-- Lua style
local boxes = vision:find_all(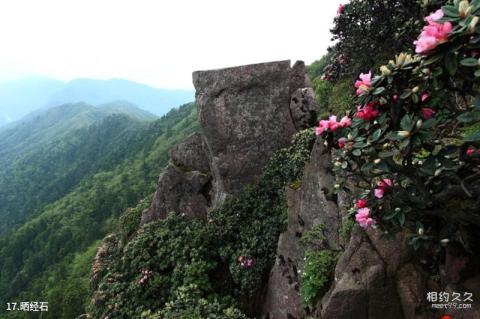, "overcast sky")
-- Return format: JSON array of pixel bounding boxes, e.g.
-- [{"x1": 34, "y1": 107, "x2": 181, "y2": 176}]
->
[{"x1": 0, "y1": 0, "x2": 345, "y2": 89}]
